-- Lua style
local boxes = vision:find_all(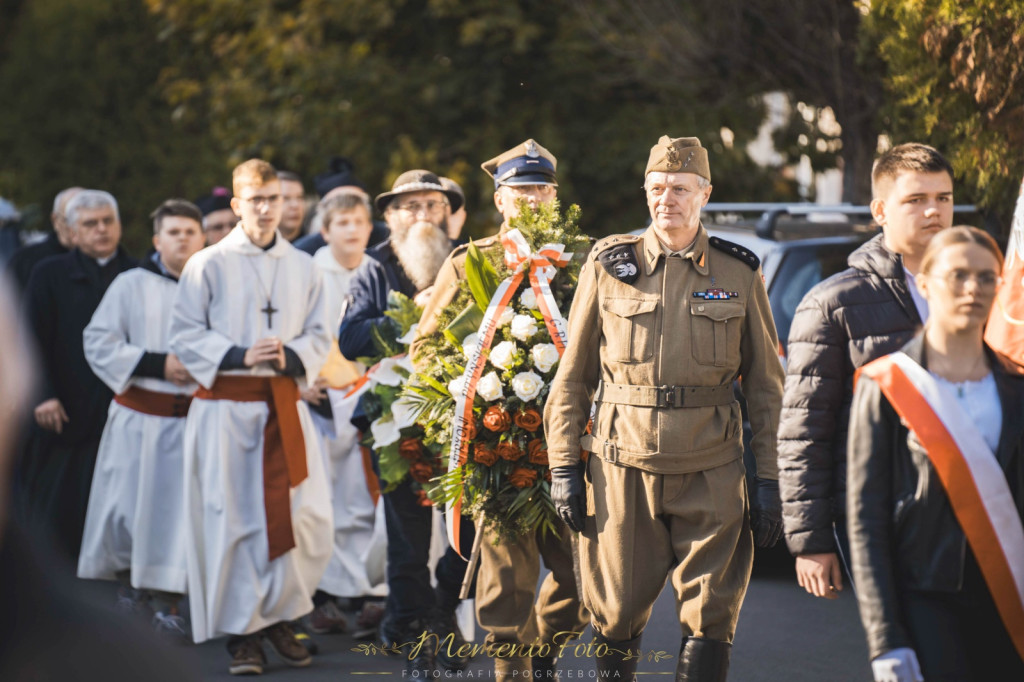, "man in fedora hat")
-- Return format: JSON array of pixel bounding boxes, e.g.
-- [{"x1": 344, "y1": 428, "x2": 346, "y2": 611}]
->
[
  {"x1": 544, "y1": 136, "x2": 785, "y2": 681},
  {"x1": 415, "y1": 139, "x2": 588, "y2": 680},
  {"x1": 338, "y1": 169, "x2": 475, "y2": 675}
]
